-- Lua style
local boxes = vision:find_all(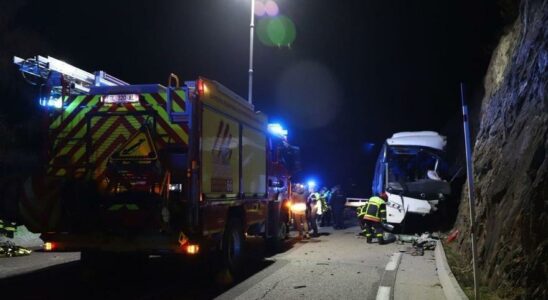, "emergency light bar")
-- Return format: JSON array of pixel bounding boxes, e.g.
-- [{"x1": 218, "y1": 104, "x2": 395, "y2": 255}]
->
[
  {"x1": 268, "y1": 123, "x2": 288, "y2": 138},
  {"x1": 39, "y1": 96, "x2": 63, "y2": 109}
]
